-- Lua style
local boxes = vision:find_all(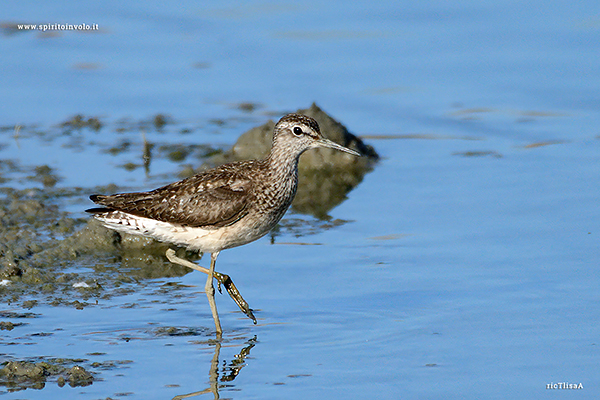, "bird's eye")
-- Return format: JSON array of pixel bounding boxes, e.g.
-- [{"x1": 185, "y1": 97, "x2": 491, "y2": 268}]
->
[{"x1": 293, "y1": 126, "x2": 303, "y2": 136}]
